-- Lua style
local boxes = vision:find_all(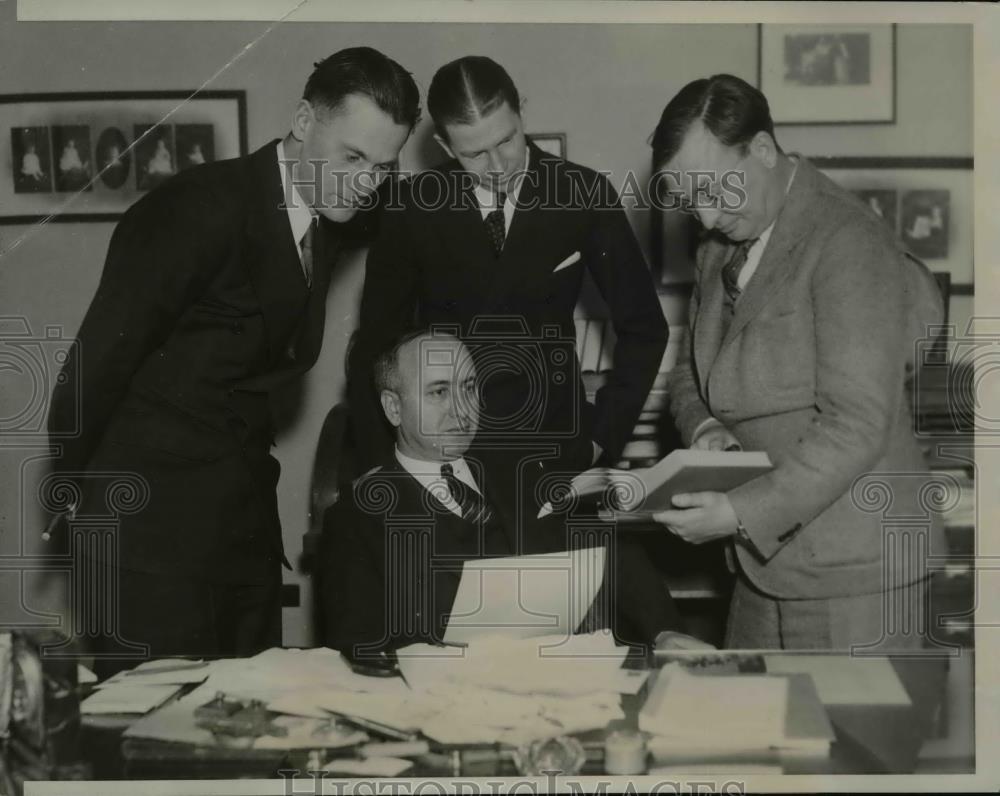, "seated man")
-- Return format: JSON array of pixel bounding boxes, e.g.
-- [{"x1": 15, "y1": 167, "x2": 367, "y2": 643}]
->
[{"x1": 320, "y1": 328, "x2": 694, "y2": 656}]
